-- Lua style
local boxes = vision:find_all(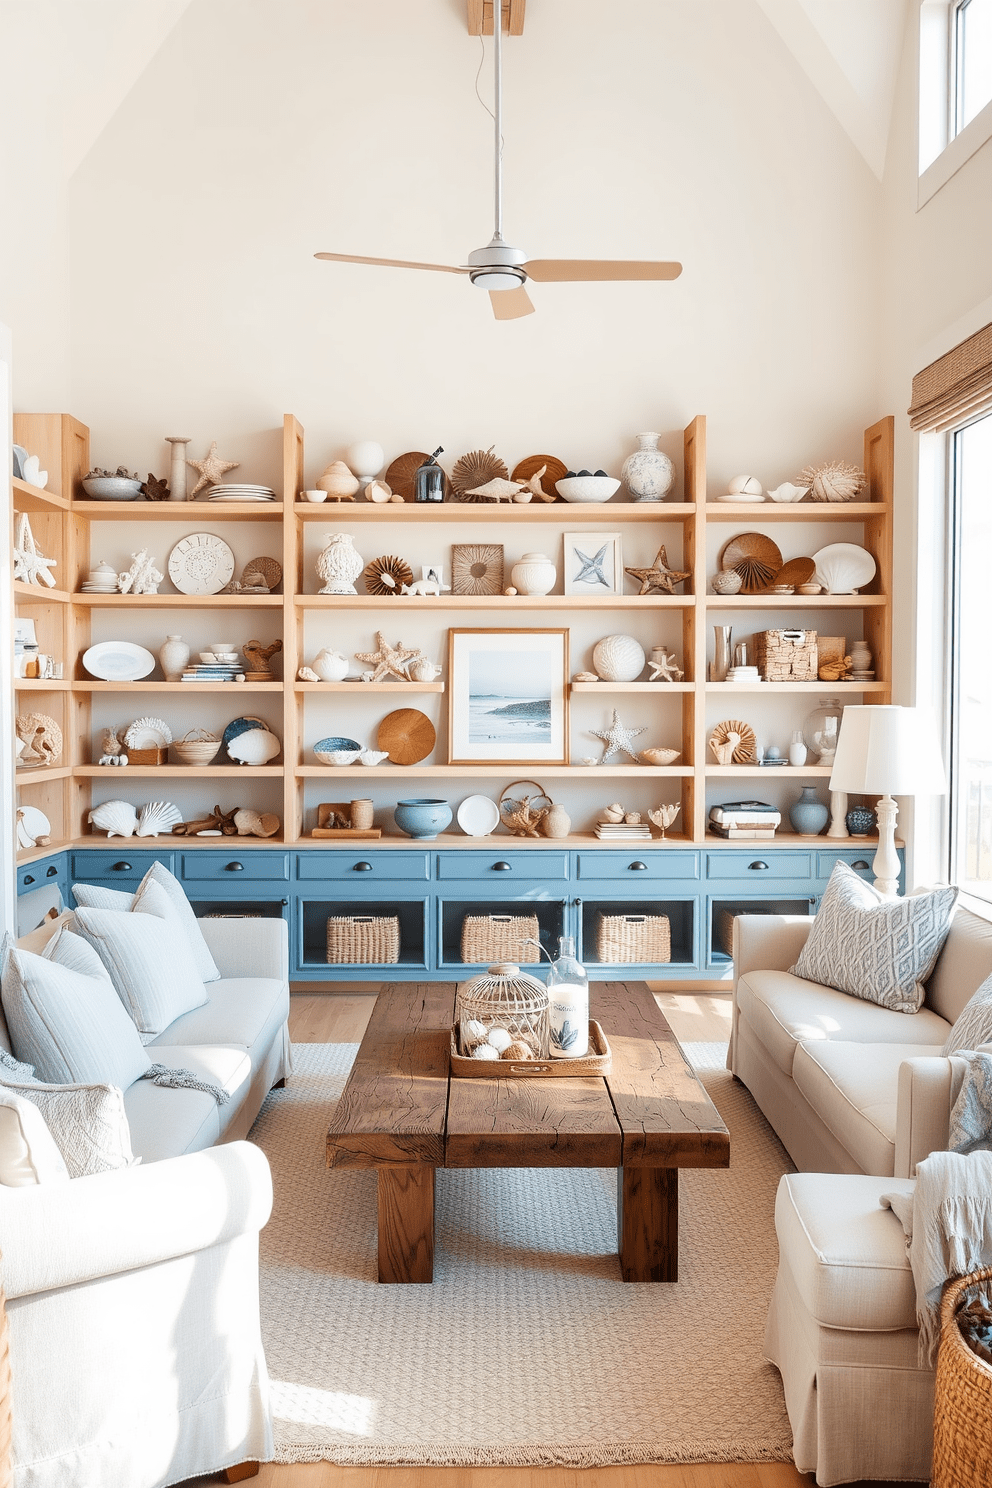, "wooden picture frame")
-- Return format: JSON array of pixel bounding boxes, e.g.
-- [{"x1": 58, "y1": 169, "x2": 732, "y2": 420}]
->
[
  {"x1": 447, "y1": 628, "x2": 569, "y2": 766},
  {"x1": 563, "y1": 531, "x2": 623, "y2": 596},
  {"x1": 451, "y1": 543, "x2": 504, "y2": 596}
]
